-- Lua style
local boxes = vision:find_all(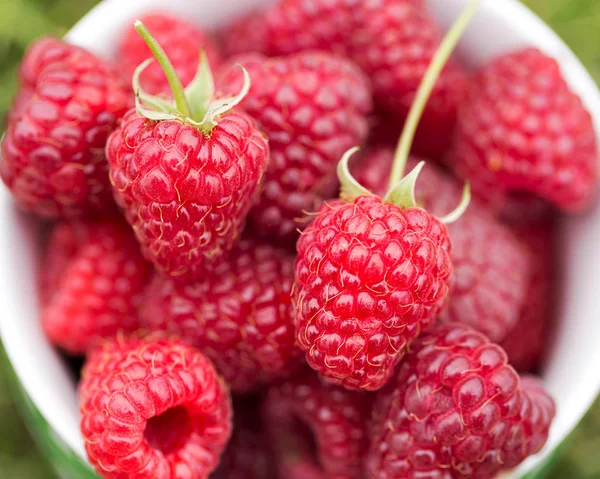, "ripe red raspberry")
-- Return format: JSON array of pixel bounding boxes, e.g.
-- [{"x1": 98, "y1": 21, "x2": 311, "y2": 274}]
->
[
  {"x1": 264, "y1": 370, "x2": 372, "y2": 478},
  {"x1": 118, "y1": 12, "x2": 222, "y2": 97},
  {"x1": 354, "y1": 148, "x2": 532, "y2": 343},
  {"x1": 294, "y1": 194, "x2": 452, "y2": 390},
  {"x1": 221, "y1": 0, "x2": 468, "y2": 157},
  {"x1": 140, "y1": 237, "x2": 301, "y2": 393},
  {"x1": 366, "y1": 323, "x2": 555, "y2": 479},
  {"x1": 0, "y1": 37, "x2": 132, "y2": 218},
  {"x1": 41, "y1": 218, "x2": 151, "y2": 355},
  {"x1": 218, "y1": 51, "x2": 371, "y2": 241},
  {"x1": 79, "y1": 337, "x2": 232, "y2": 479},
  {"x1": 294, "y1": 0, "x2": 478, "y2": 392},
  {"x1": 213, "y1": 396, "x2": 273, "y2": 479},
  {"x1": 222, "y1": 0, "x2": 422, "y2": 57},
  {"x1": 500, "y1": 221, "x2": 556, "y2": 372},
  {"x1": 107, "y1": 22, "x2": 269, "y2": 280},
  {"x1": 450, "y1": 47, "x2": 598, "y2": 212}
]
